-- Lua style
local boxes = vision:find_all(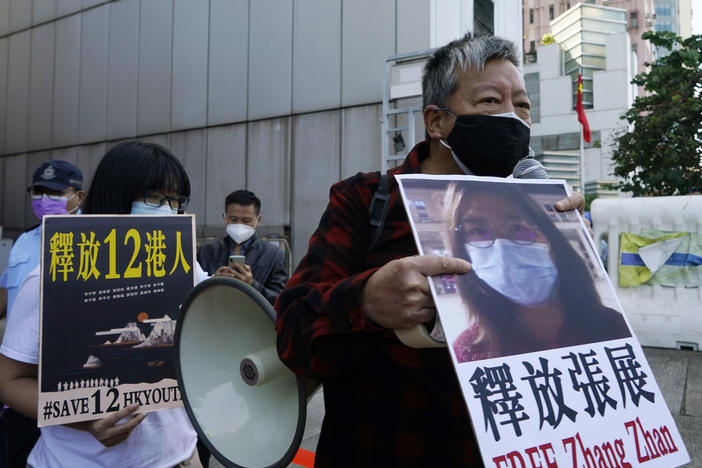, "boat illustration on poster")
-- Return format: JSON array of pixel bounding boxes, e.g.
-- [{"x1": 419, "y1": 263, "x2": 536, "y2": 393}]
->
[
  {"x1": 94, "y1": 313, "x2": 176, "y2": 348},
  {"x1": 65, "y1": 313, "x2": 181, "y2": 385}
]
